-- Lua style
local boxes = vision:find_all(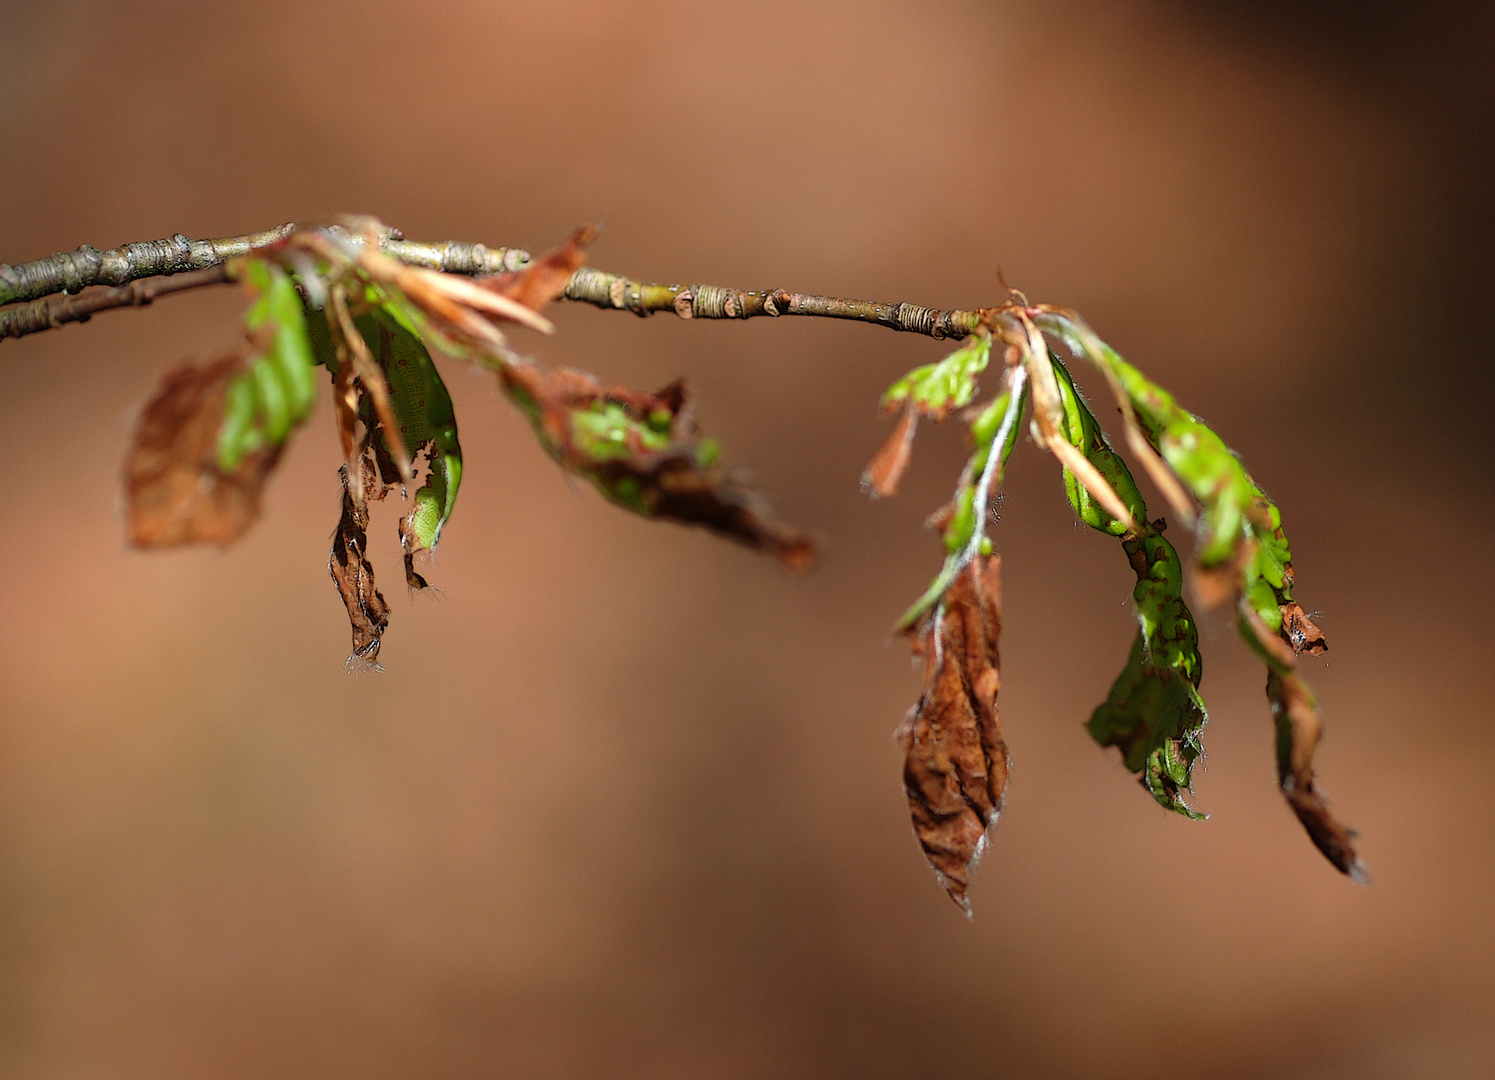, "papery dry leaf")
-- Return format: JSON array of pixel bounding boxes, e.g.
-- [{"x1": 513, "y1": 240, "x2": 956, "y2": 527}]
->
[
  {"x1": 1267, "y1": 668, "x2": 1366, "y2": 882},
  {"x1": 329, "y1": 284, "x2": 411, "y2": 478},
  {"x1": 861, "y1": 406, "x2": 917, "y2": 498},
  {"x1": 124, "y1": 354, "x2": 284, "y2": 547},
  {"x1": 1238, "y1": 600, "x2": 1364, "y2": 881},
  {"x1": 329, "y1": 440, "x2": 393, "y2": 671},
  {"x1": 482, "y1": 225, "x2": 597, "y2": 313},
  {"x1": 898, "y1": 554, "x2": 1009, "y2": 913},
  {"x1": 502, "y1": 363, "x2": 815, "y2": 569}
]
